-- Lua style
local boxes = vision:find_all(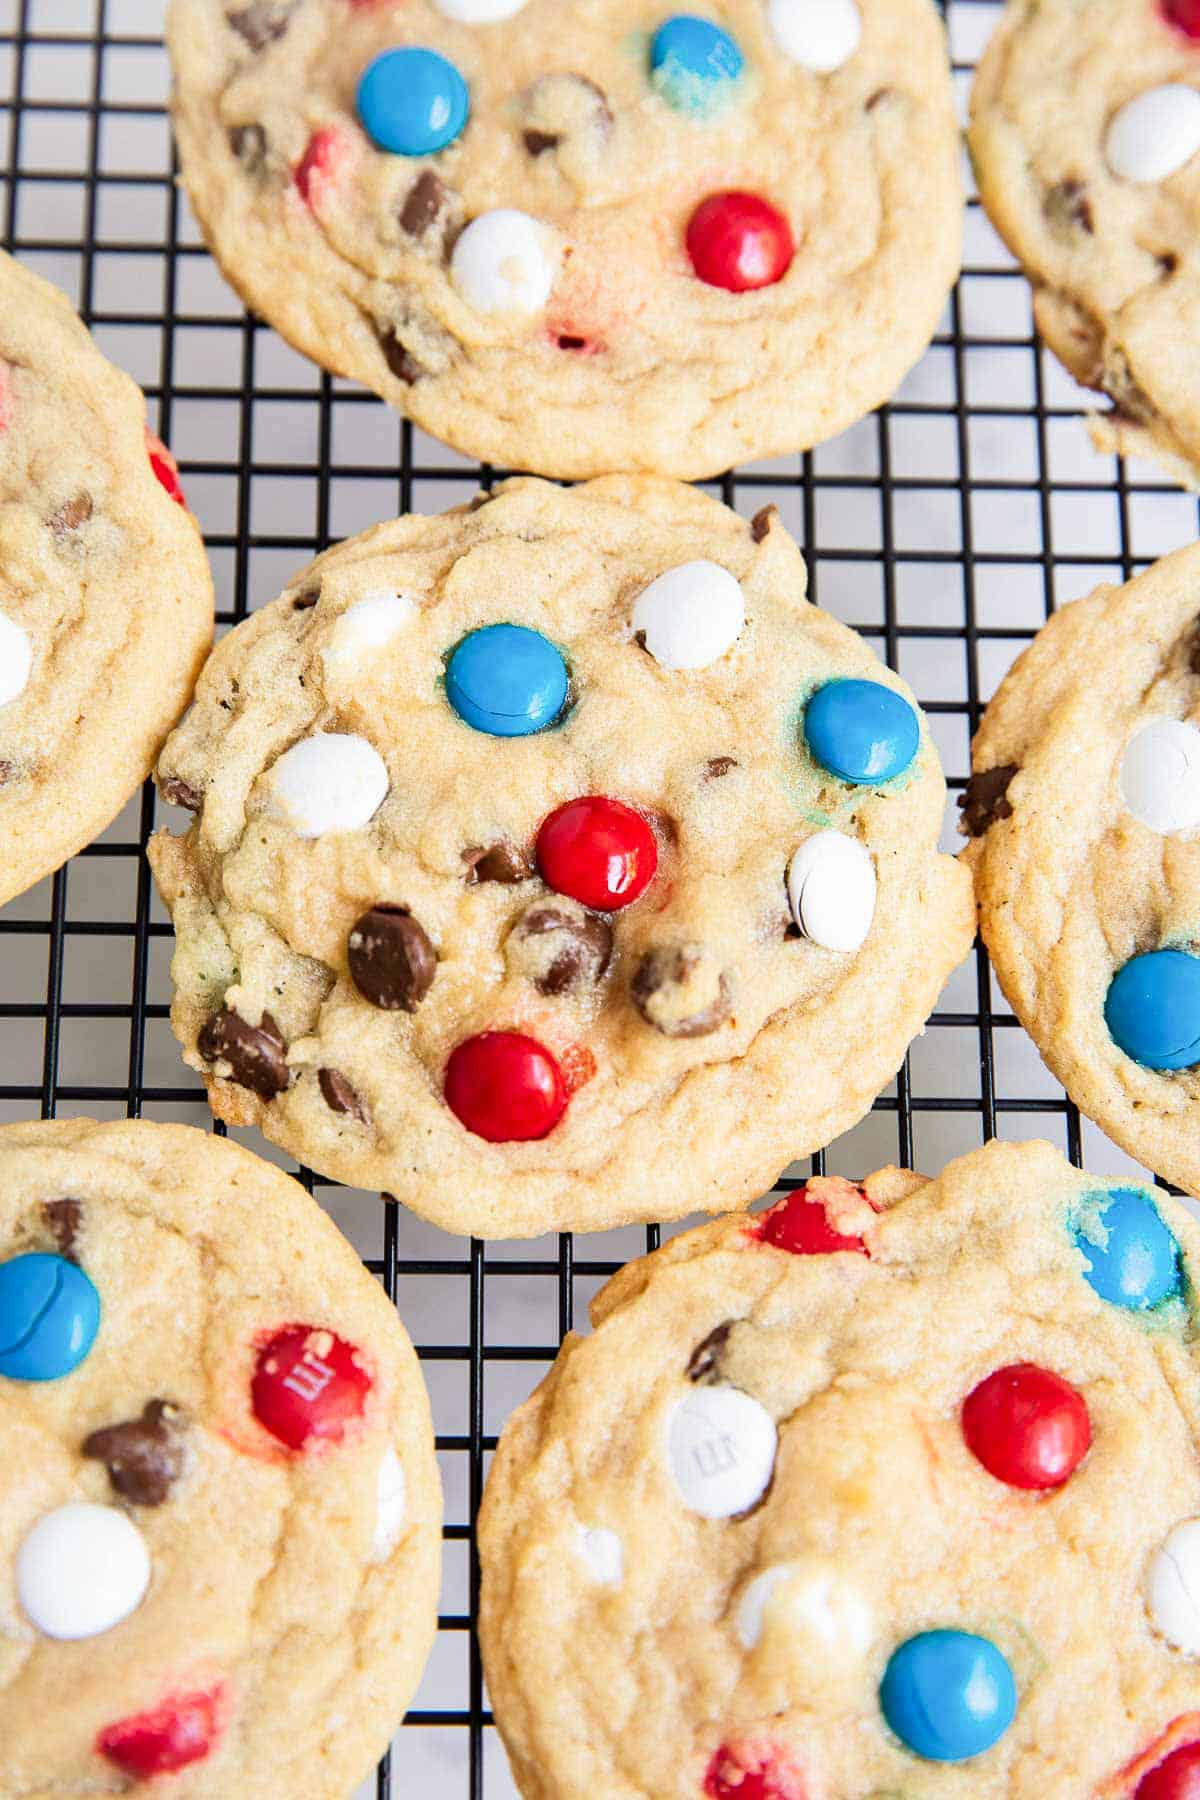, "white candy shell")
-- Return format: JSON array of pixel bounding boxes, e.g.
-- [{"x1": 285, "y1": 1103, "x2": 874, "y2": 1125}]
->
[
  {"x1": 1148, "y1": 1517, "x2": 1200, "y2": 1655},
  {"x1": 17, "y1": 1502, "x2": 151, "y2": 1640},
  {"x1": 324, "y1": 590, "x2": 417, "y2": 676},
  {"x1": 787, "y1": 830, "x2": 876, "y2": 952},
  {"x1": 433, "y1": 0, "x2": 531, "y2": 18},
  {"x1": 371, "y1": 1447, "x2": 408, "y2": 1563},
  {"x1": 451, "y1": 210, "x2": 557, "y2": 316},
  {"x1": 737, "y1": 1561, "x2": 873, "y2": 1656},
  {"x1": 265, "y1": 732, "x2": 389, "y2": 839},
  {"x1": 768, "y1": 0, "x2": 862, "y2": 72},
  {"x1": 575, "y1": 1524, "x2": 624, "y2": 1585},
  {"x1": 667, "y1": 1386, "x2": 777, "y2": 1519},
  {"x1": 631, "y1": 561, "x2": 746, "y2": 671},
  {"x1": 1119, "y1": 718, "x2": 1200, "y2": 835},
  {"x1": 1106, "y1": 84, "x2": 1200, "y2": 183},
  {"x1": 0, "y1": 609, "x2": 33, "y2": 708}
]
